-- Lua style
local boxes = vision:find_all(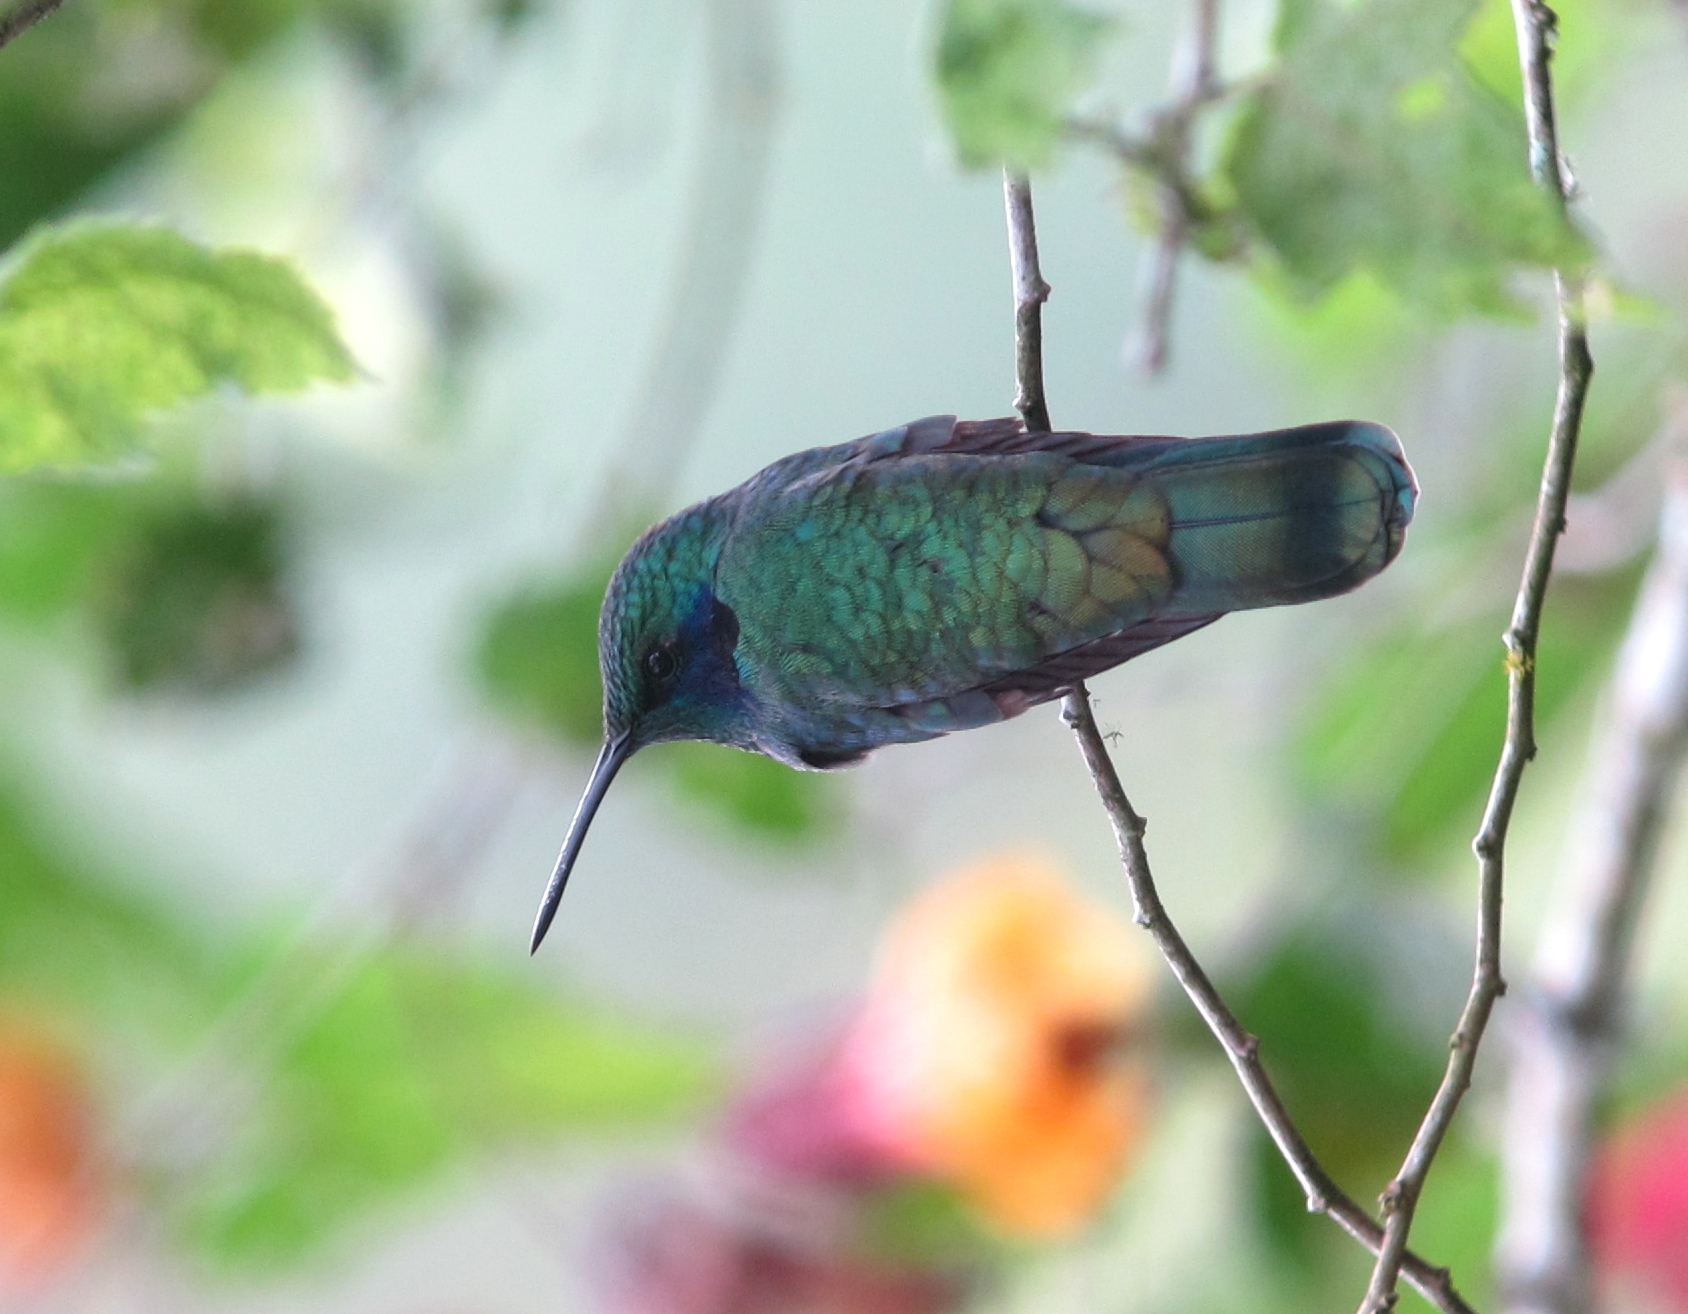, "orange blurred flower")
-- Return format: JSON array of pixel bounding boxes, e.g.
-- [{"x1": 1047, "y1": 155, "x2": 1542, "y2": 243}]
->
[
  {"x1": 0, "y1": 1017, "x2": 101, "y2": 1291},
  {"x1": 840, "y1": 854, "x2": 1152, "y2": 1237}
]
